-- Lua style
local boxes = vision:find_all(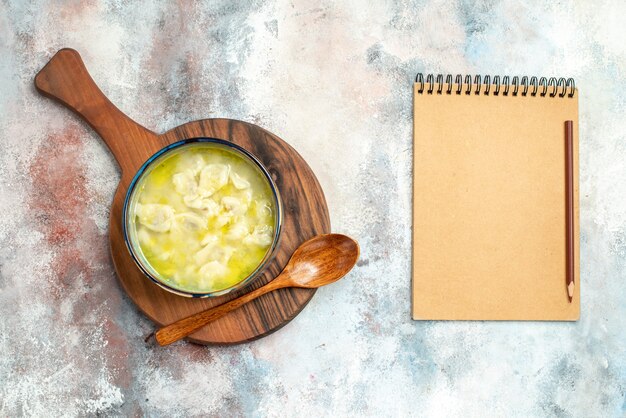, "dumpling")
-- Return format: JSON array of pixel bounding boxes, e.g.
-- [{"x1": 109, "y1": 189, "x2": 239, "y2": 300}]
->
[
  {"x1": 194, "y1": 242, "x2": 213, "y2": 266},
  {"x1": 225, "y1": 220, "x2": 249, "y2": 241},
  {"x1": 199, "y1": 164, "x2": 229, "y2": 196},
  {"x1": 173, "y1": 212, "x2": 206, "y2": 232},
  {"x1": 137, "y1": 227, "x2": 151, "y2": 245},
  {"x1": 238, "y1": 188, "x2": 254, "y2": 205},
  {"x1": 156, "y1": 251, "x2": 172, "y2": 262},
  {"x1": 198, "y1": 261, "x2": 228, "y2": 289},
  {"x1": 194, "y1": 240, "x2": 234, "y2": 265},
  {"x1": 201, "y1": 233, "x2": 218, "y2": 247},
  {"x1": 178, "y1": 152, "x2": 206, "y2": 176},
  {"x1": 230, "y1": 171, "x2": 250, "y2": 190},
  {"x1": 214, "y1": 214, "x2": 233, "y2": 228},
  {"x1": 183, "y1": 194, "x2": 203, "y2": 209},
  {"x1": 243, "y1": 225, "x2": 274, "y2": 247},
  {"x1": 254, "y1": 199, "x2": 272, "y2": 219},
  {"x1": 135, "y1": 203, "x2": 174, "y2": 232},
  {"x1": 172, "y1": 264, "x2": 198, "y2": 285},
  {"x1": 182, "y1": 194, "x2": 220, "y2": 215},
  {"x1": 221, "y1": 196, "x2": 248, "y2": 216},
  {"x1": 172, "y1": 170, "x2": 198, "y2": 197}
]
